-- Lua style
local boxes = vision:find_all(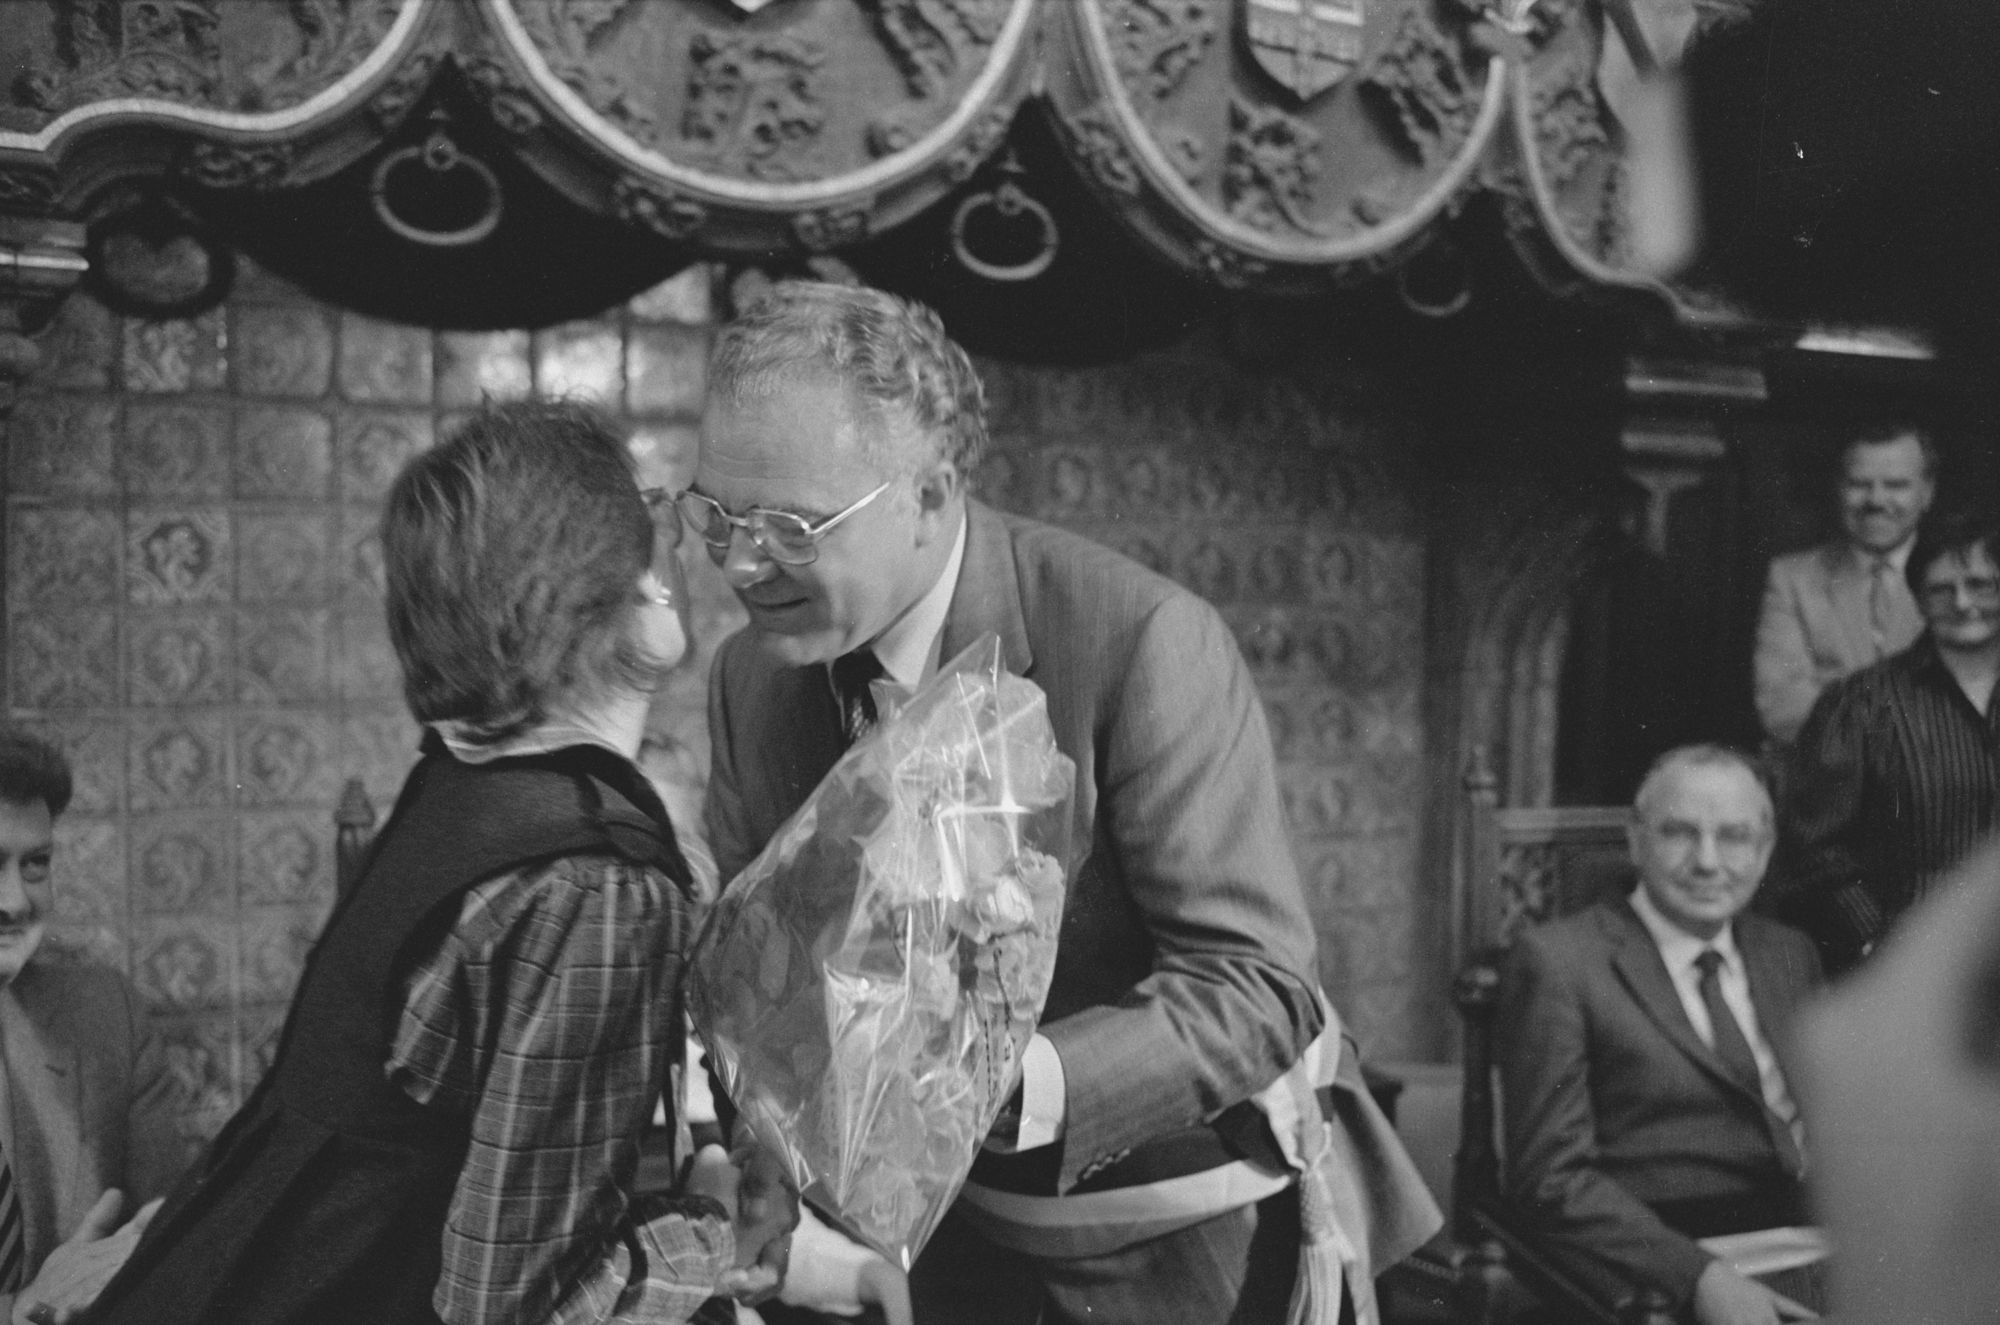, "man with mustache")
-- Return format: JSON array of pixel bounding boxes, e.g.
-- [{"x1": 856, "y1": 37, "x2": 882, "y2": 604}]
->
[
  {"x1": 1777, "y1": 510, "x2": 2000, "y2": 973},
  {"x1": 1754, "y1": 426, "x2": 1935, "y2": 744},
  {"x1": 0, "y1": 726, "x2": 180, "y2": 1325}
]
